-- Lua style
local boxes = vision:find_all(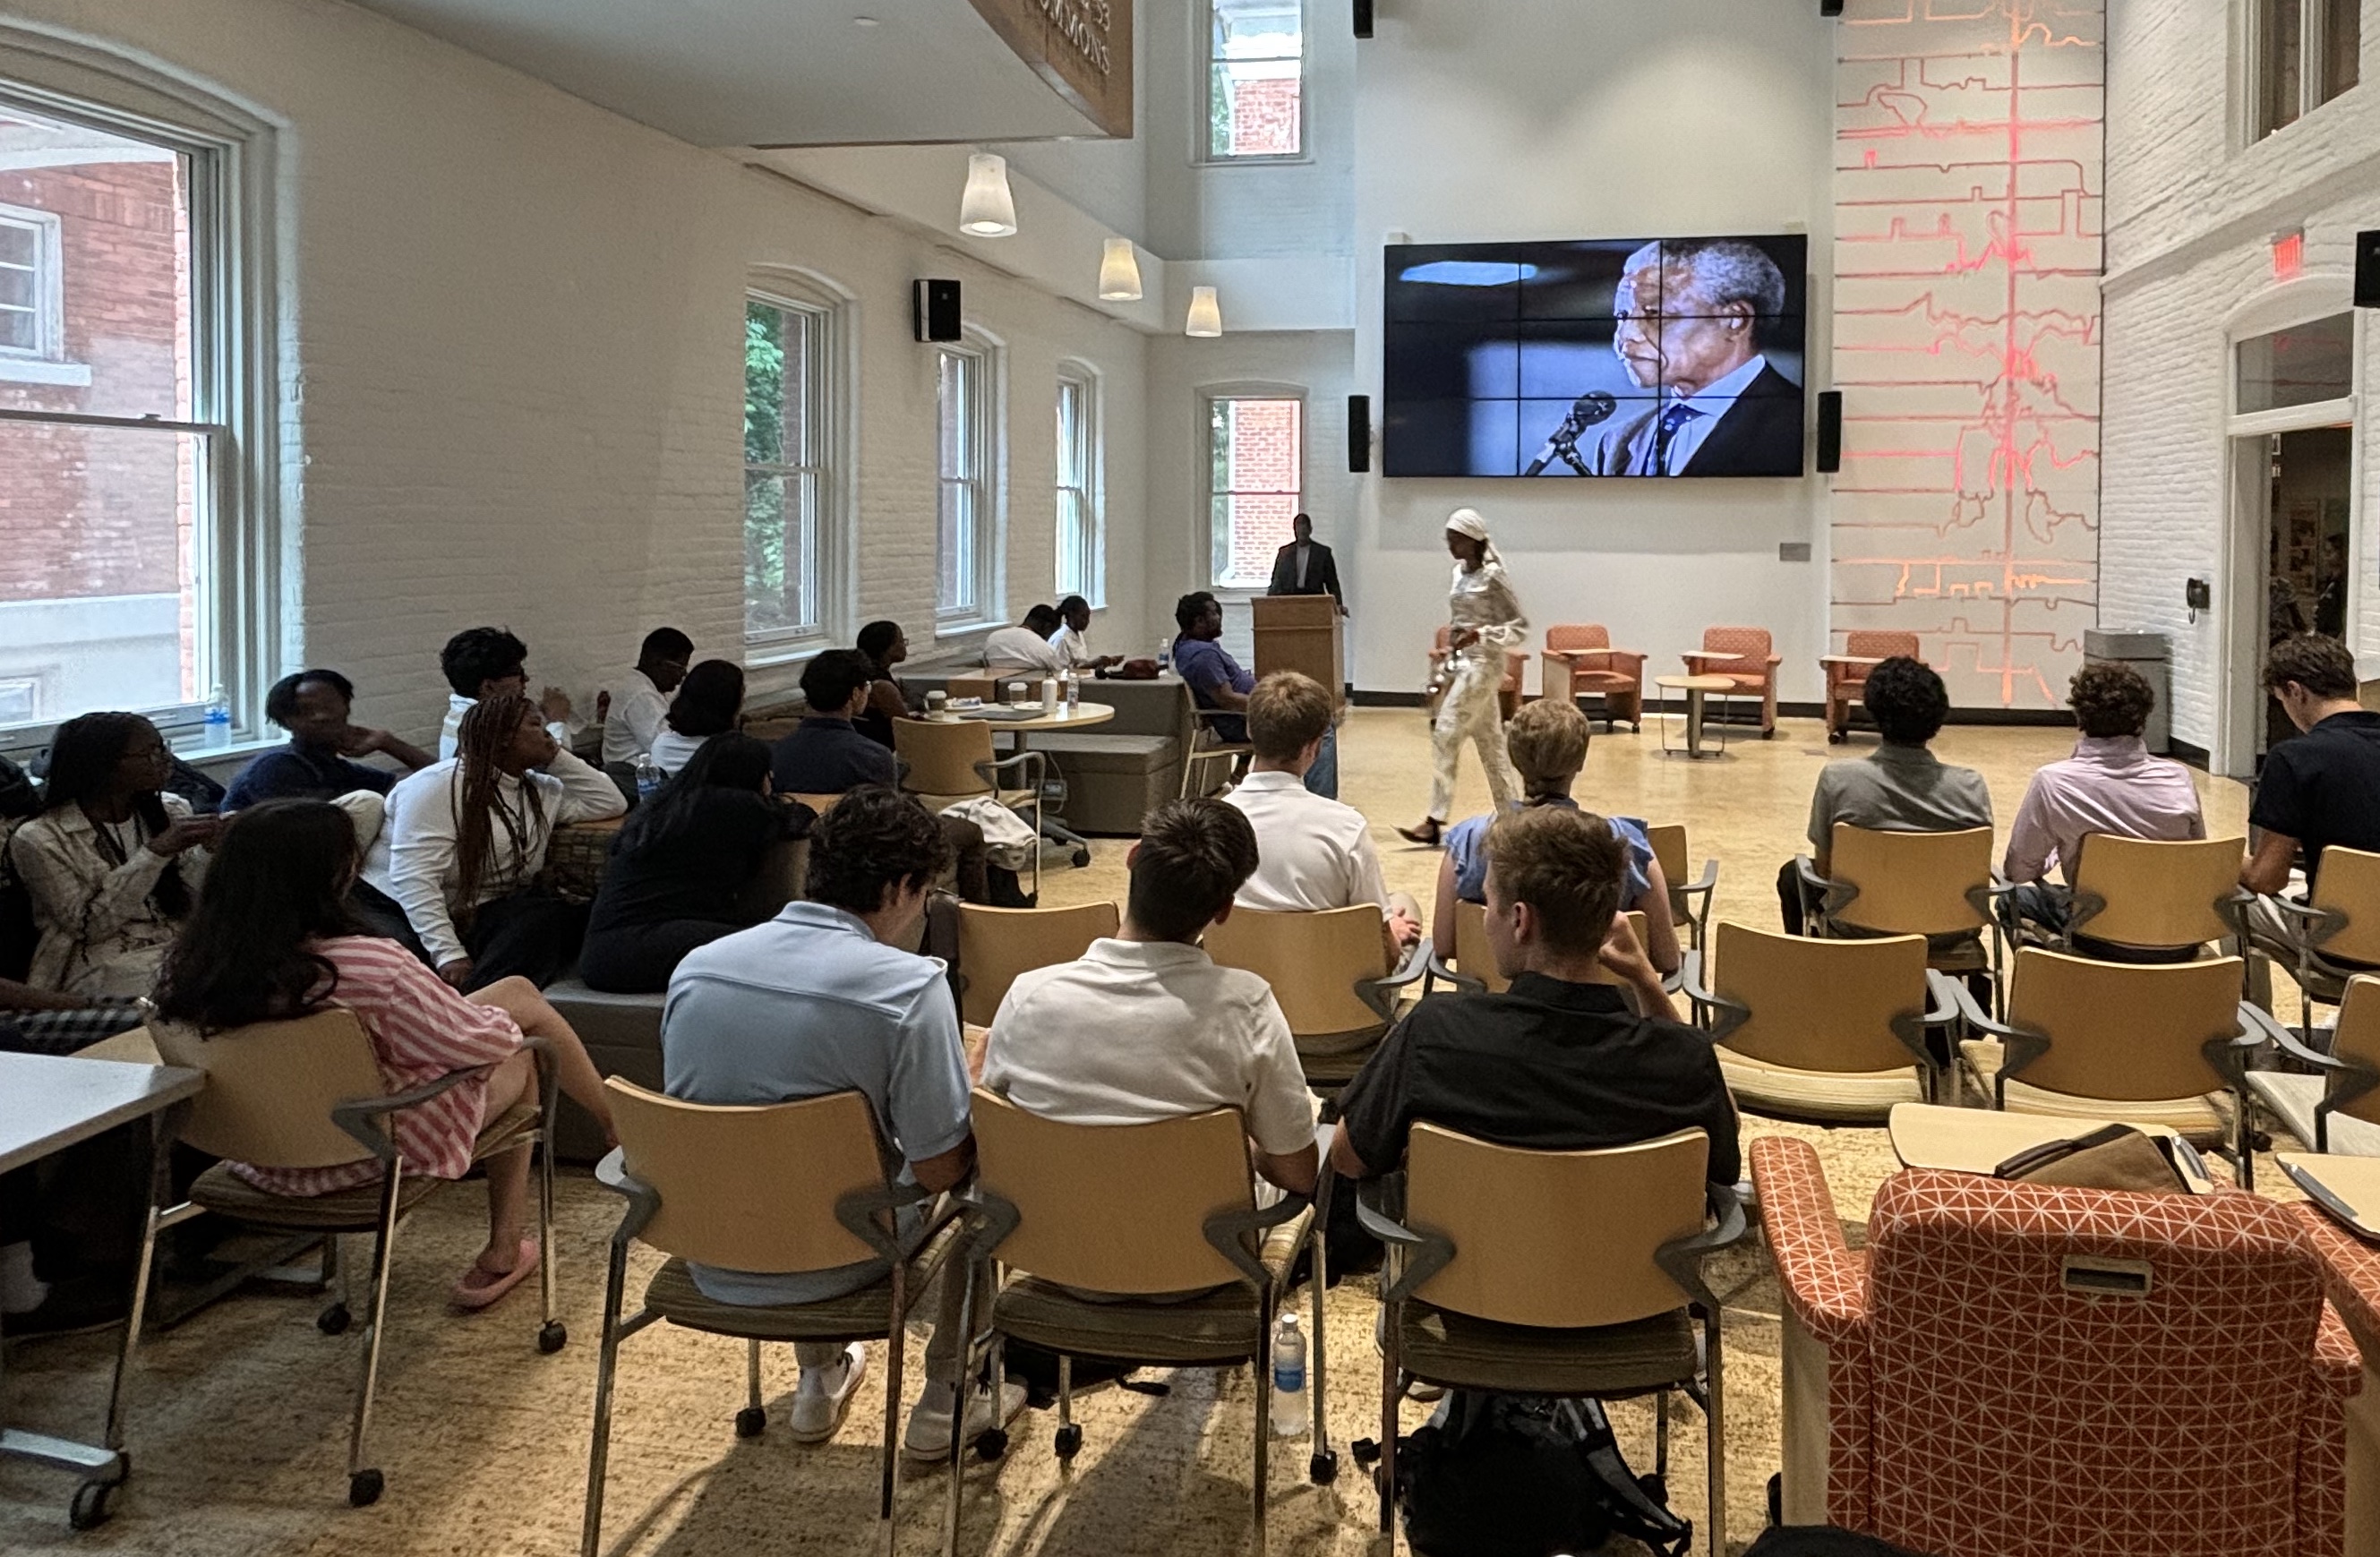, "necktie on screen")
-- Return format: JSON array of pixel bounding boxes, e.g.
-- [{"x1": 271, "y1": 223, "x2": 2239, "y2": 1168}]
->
[{"x1": 1653, "y1": 401, "x2": 1702, "y2": 475}]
